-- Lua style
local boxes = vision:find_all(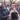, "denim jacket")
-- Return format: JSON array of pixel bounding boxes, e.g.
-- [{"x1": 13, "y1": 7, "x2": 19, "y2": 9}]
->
[{"x1": 2, "y1": 9, "x2": 9, "y2": 15}]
